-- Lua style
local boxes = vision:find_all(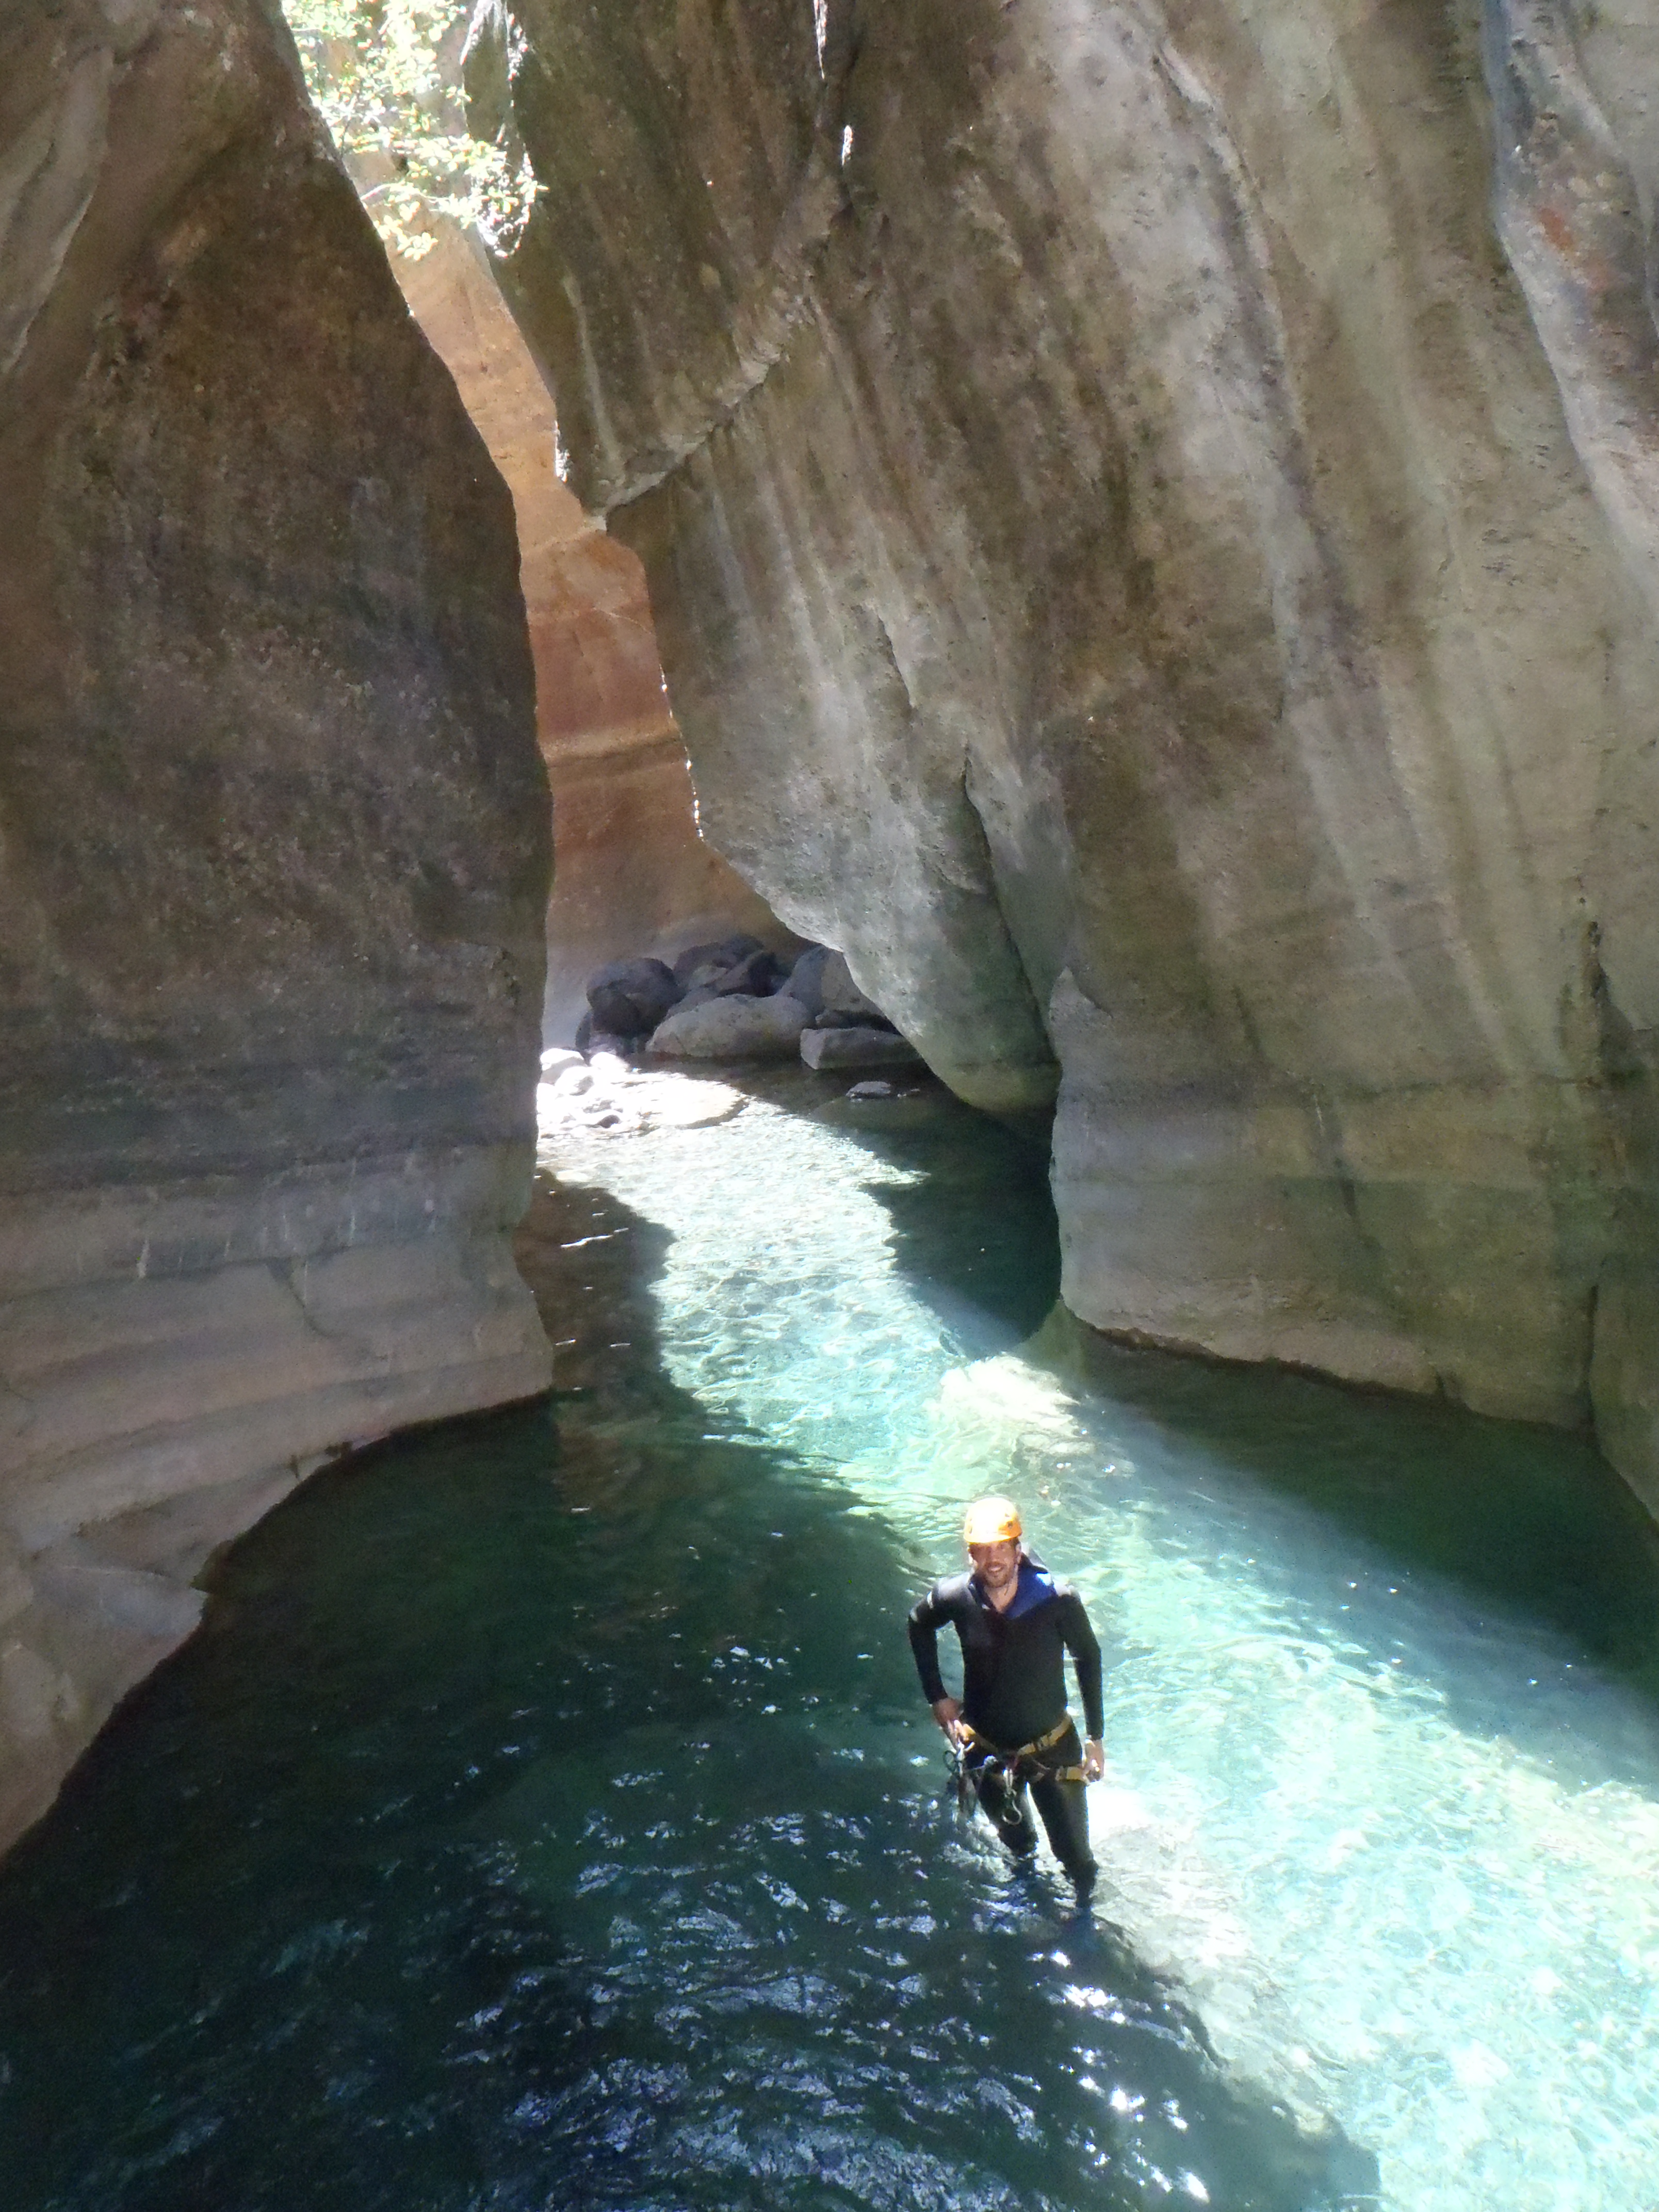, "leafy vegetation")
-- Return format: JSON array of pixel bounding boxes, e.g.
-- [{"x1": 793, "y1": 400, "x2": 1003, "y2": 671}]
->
[{"x1": 281, "y1": 0, "x2": 535, "y2": 259}]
